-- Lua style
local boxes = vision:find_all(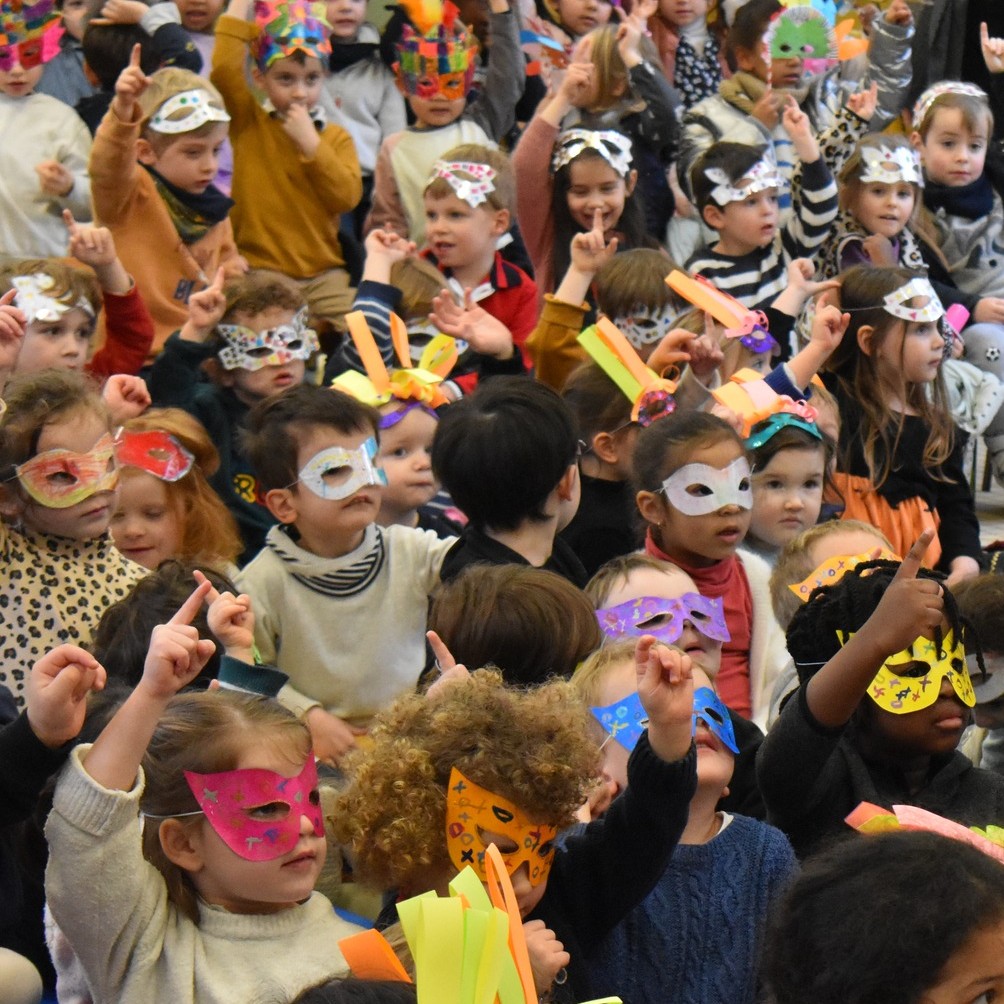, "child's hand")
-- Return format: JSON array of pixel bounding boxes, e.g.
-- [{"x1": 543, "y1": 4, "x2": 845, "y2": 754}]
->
[
  {"x1": 946, "y1": 555, "x2": 980, "y2": 589},
  {"x1": 709, "y1": 401, "x2": 743, "y2": 434},
  {"x1": 974, "y1": 297, "x2": 1004, "y2": 324},
  {"x1": 181, "y1": 267, "x2": 227, "y2": 341},
  {"x1": 614, "y1": 0, "x2": 655, "y2": 68},
  {"x1": 569, "y1": 208, "x2": 619, "y2": 275},
  {"x1": 647, "y1": 327, "x2": 695, "y2": 377},
  {"x1": 194, "y1": 569, "x2": 256, "y2": 663},
  {"x1": 112, "y1": 44, "x2": 150, "y2": 120},
  {"x1": 781, "y1": 97, "x2": 818, "y2": 161},
  {"x1": 102, "y1": 373, "x2": 151, "y2": 423},
  {"x1": 25, "y1": 645, "x2": 107, "y2": 749},
  {"x1": 92, "y1": 0, "x2": 147, "y2": 23},
  {"x1": 846, "y1": 81, "x2": 879, "y2": 122},
  {"x1": 524, "y1": 920, "x2": 570, "y2": 996},
  {"x1": 36, "y1": 160, "x2": 75, "y2": 198},
  {"x1": 556, "y1": 56, "x2": 594, "y2": 108},
  {"x1": 0, "y1": 288, "x2": 26, "y2": 349},
  {"x1": 64, "y1": 210, "x2": 117, "y2": 268},
  {"x1": 785, "y1": 257, "x2": 839, "y2": 302},
  {"x1": 861, "y1": 233, "x2": 897, "y2": 267},
  {"x1": 281, "y1": 104, "x2": 320, "y2": 157},
  {"x1": 305, "y1": 707, "x2": 366, "y2": 767},
  {"x1": 363, "y1": 228, "x2": 416, "y2": 264},
  {"x1": 683, "y1": 330, "x2": 724, "y2": 384},
  {"x1": 139, "y1": 581, "x2": 217, "y2": 700},
  {"x1": 635, "y1": 635, "x2": 694, "y2": 762},
  {"x1": 982, "y1": 22, "x2": 1004, "y2": 75},
  {"x1": 751, "y1": 85, "x2": 781, "y2": 130},
  {"x1": 425, "y1": 629, "x2": 471, "y2": 699},
  {"x1": 430, "y1": 289, "x2": 515, "y2": 360},
  {"x1": 884, "y1": 0, "x2": 912, "y2": 27},
  {"x1": 808, "y1": 289, "x2": 850, "y2": 358}
]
